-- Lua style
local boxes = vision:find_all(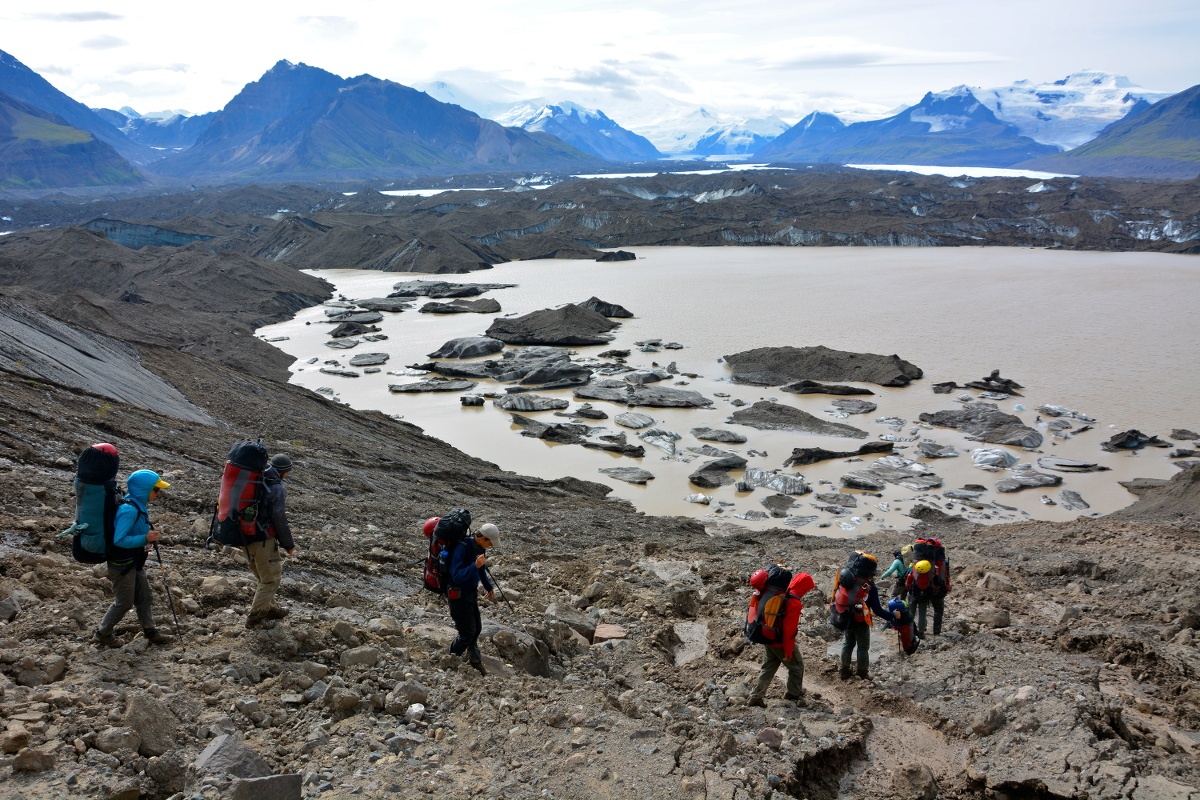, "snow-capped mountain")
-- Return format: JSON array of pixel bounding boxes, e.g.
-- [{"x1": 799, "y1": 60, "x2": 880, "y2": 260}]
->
[
  {"x1": 494, "y1": 101, "x2": 660, "y2": 161},
  {"x1": 687, "y1": 115, "x2": 792, "y2": 157},
  {"x1": 975, "y1": 71, "x2": 1173, "y2": 150},
  {"x1": 625, "y1": 107, "x2": 792, "y2": 158},
  {"x1": 92, "y1": 106, "x2": 216, "y2": 150}
]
